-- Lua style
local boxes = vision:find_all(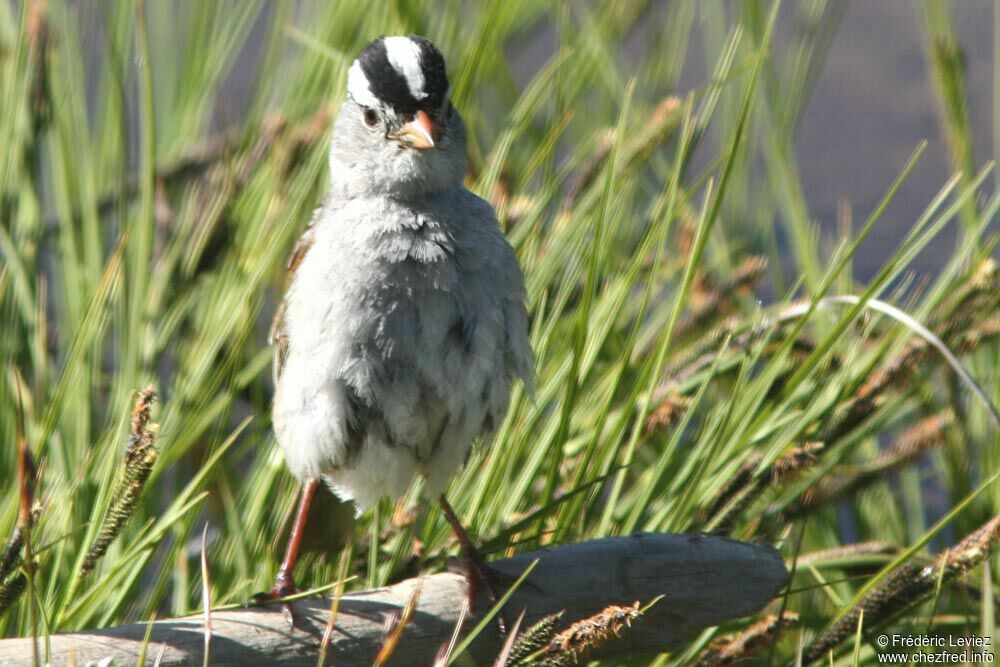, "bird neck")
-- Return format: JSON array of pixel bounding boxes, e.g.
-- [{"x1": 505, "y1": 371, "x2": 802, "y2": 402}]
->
[{"x1": 327, "y1": 154, "x2": 463, "y2": 202}]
